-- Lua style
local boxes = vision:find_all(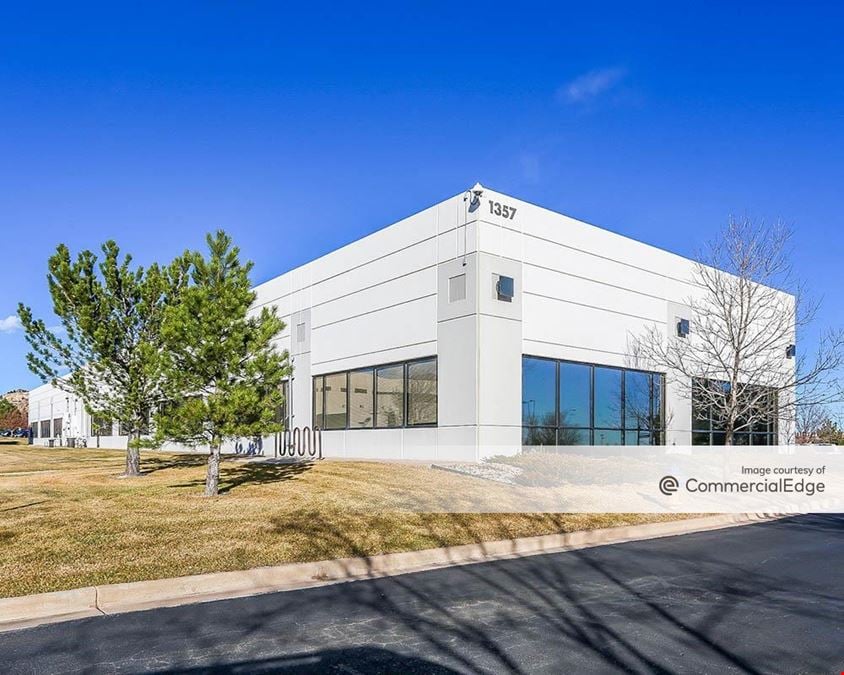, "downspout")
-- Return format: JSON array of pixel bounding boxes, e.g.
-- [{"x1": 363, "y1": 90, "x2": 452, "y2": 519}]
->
[{"x1": 472, "y1": 199, "x2": 481, "y2": 462}]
